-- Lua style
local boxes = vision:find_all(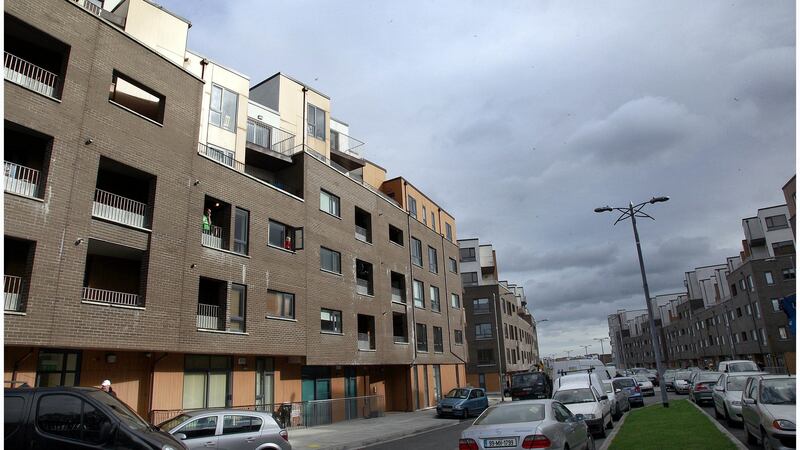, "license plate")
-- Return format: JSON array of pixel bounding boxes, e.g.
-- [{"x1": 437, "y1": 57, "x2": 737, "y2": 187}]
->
[
  {"x1": 485, "y1": 438, "x2": 517, "y2": 448},
  {"x1": 441, "y1": 406, "x2": 452, "y2": 411}
]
